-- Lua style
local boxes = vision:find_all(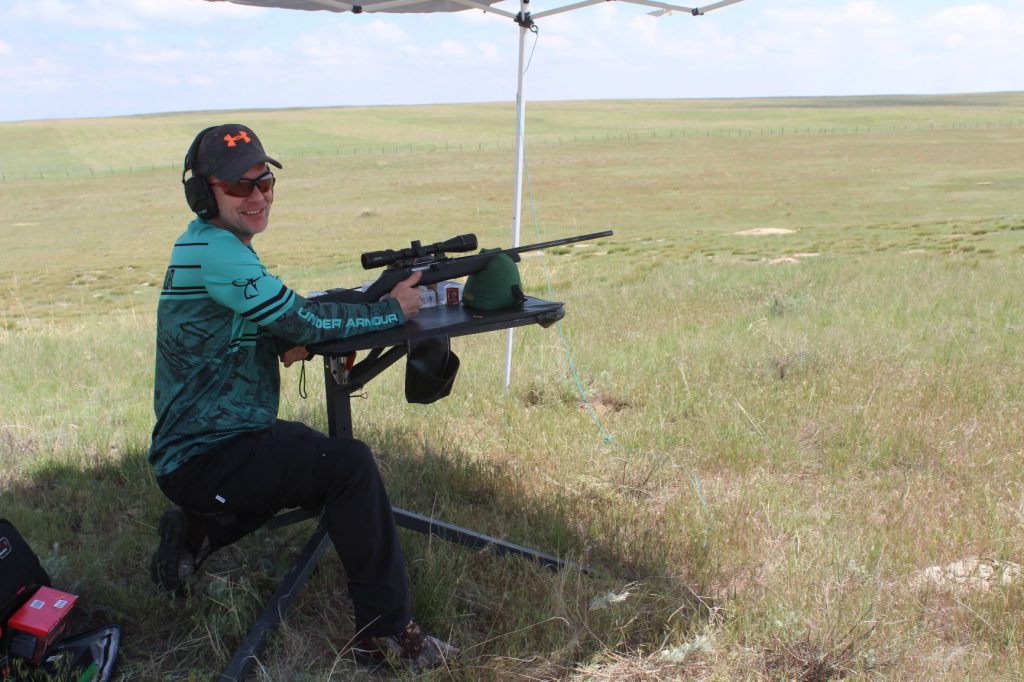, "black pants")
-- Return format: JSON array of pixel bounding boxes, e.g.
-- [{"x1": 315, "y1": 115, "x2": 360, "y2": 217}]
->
[{"x1": 156, "y1": 420, "x2": 411, "y2": 637}]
